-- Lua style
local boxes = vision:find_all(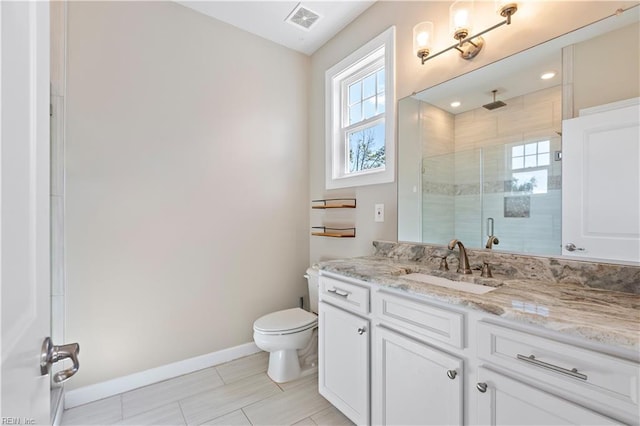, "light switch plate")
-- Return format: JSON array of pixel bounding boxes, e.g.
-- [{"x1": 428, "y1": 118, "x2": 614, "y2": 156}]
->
[{"x1": 375, "y1": 204, "x2": 384, "y2": 222}]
